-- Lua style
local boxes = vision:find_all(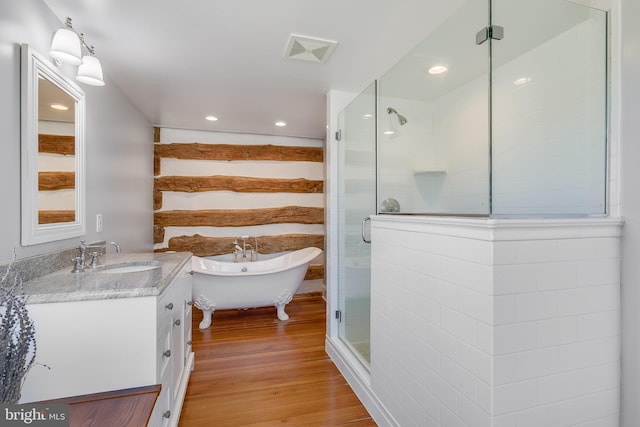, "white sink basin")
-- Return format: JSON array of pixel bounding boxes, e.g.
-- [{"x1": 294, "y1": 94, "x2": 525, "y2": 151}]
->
[{"x1": 99, "y1": 264, "x2": 160, "y2": 274}]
